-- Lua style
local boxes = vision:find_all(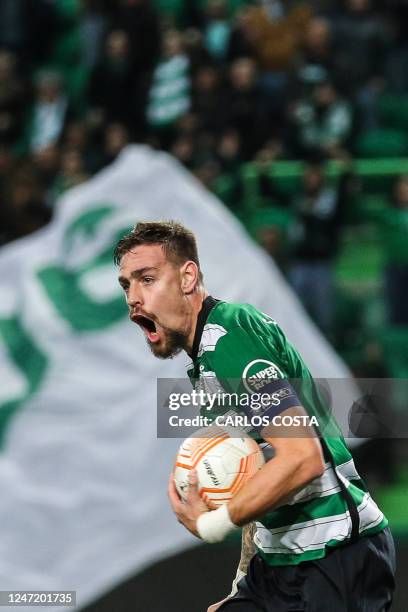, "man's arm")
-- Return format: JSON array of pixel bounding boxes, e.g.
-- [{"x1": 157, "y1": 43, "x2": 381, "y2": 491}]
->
[
  {"x1": 208, "y1": 408, "x2": 322, "y2": 612},
  {"x1": 168, "y1": 405, "x2": 325, "y2": 536},
  {"x1": 227, "y1": 406, "x2": 325, "y2": 526}
]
